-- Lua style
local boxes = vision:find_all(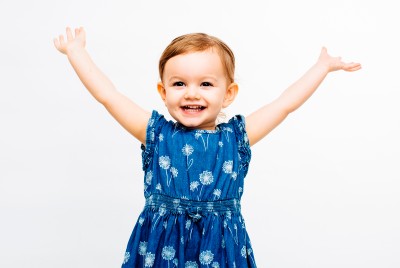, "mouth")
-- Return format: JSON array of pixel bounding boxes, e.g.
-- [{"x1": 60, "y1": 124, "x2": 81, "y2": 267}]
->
[{"x1": 181, "y1": 105, "x2": 206, "y2": 112}]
